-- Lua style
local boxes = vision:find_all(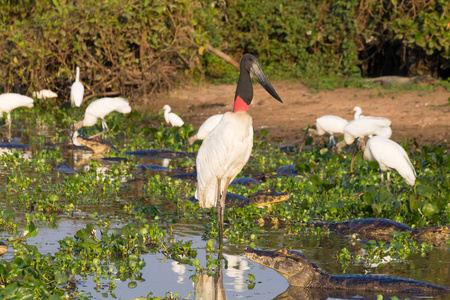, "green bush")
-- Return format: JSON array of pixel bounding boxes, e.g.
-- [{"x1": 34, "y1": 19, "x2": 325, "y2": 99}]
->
[
  {"x1": 0, "y1": 0, "x2": 449, "y2": 101},
  {"x1": 0, "y1": 0, "x2": 202, "y2": 101}
]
